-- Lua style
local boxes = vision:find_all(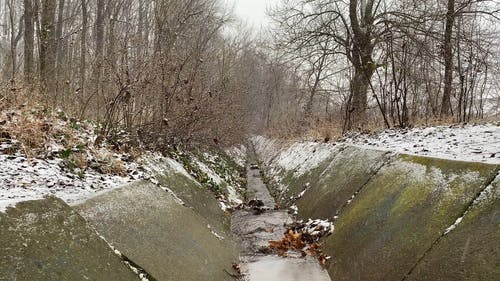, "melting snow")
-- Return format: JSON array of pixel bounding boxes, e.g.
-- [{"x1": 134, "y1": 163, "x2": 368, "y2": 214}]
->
[
  {"x1": 207, "y1": 224, "x2": 225, "y2": 241},
  {"x1": 275, "y1": 142, "x2": 336, "y2": 178},
  {"x1": 444, "y1": 216, "x2": 464, "y2": 235},
  {"x1": 195, "y1": 159, "x2": 224, "y2": 185}
]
